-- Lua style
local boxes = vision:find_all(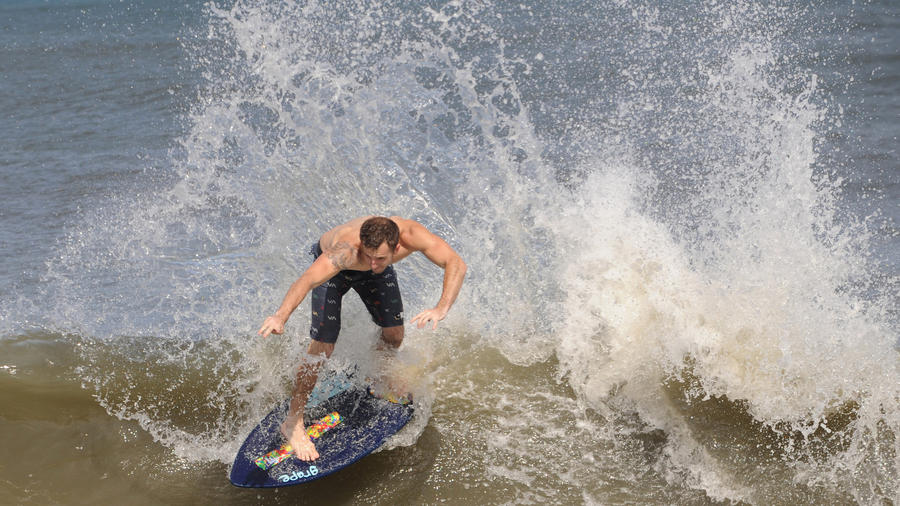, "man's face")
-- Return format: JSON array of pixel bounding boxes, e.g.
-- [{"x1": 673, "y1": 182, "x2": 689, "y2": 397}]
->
[{"x1": 360, "y1": 242, "x2": 395, "y2": 273}]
